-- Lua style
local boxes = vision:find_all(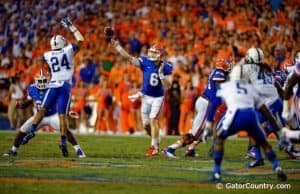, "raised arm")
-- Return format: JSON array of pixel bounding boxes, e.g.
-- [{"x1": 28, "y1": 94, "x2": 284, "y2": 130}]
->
[
  {"x1": 110, "y1": 39, "x2": 140, "y2": 66},
  {"x1": 61, "y1": 18, "x2": 84, "y2": 50}
]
